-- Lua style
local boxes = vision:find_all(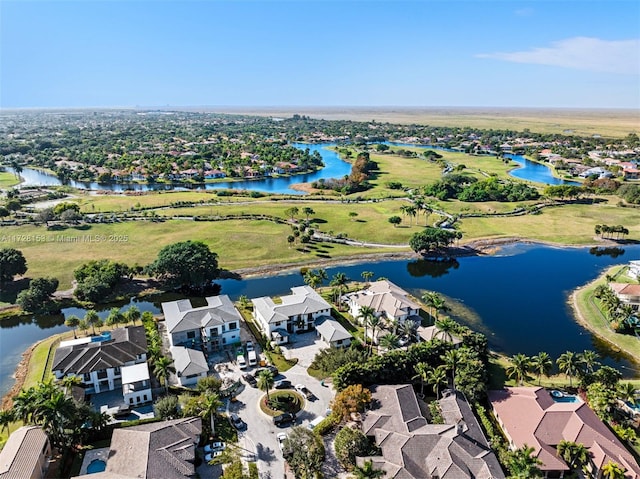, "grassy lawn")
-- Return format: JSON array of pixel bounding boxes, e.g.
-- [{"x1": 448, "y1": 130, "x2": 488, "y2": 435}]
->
[{"x1": 0, "y1": 171, "x2": 20, "y2": 189}]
